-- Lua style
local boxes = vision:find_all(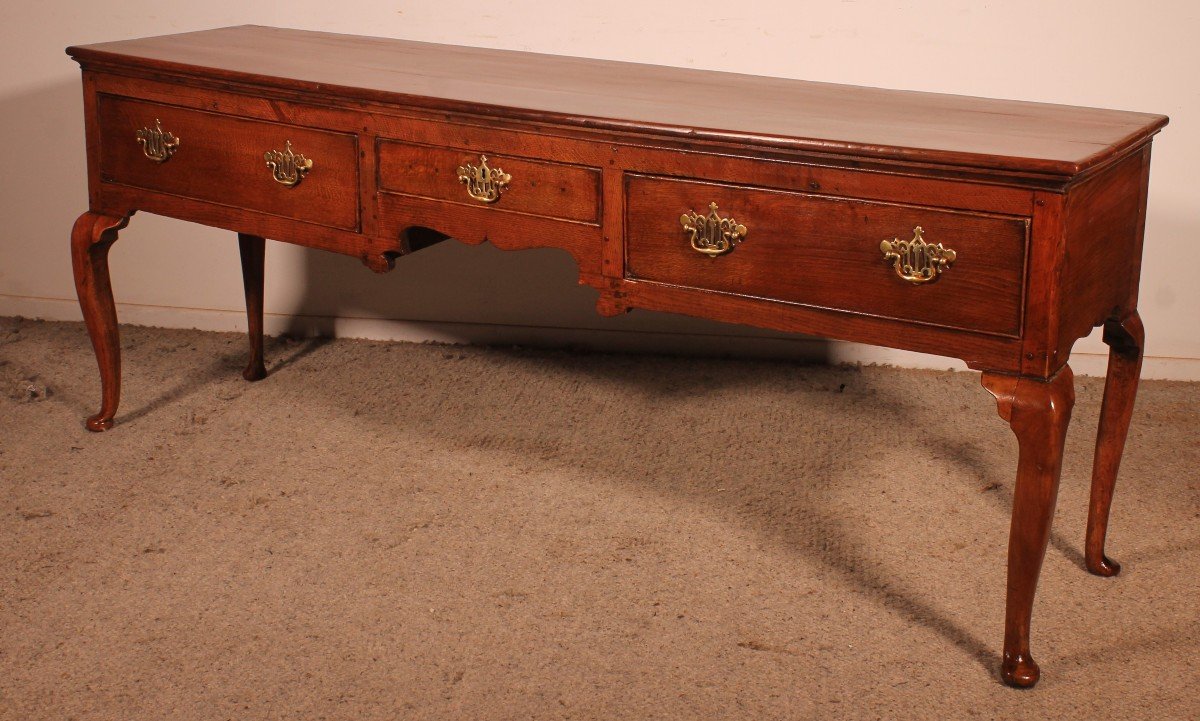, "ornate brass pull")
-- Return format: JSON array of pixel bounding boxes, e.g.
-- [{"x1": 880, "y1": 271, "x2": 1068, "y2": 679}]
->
[
  {"x1": 264, "y1": 141, "x2": 313, "y2": 187},
  {"x1": 136, "y1": 119, "x2": 179, "y2": 163},
  {"x1": 456, "y1": 155, "x2": 511, "y2": 203},
  {"x1": 880, "y1": 226, "x2": 956, "y2": 284},
  {"x1": 681, "y1": 202, "x2": 748, "y2": 257}
]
